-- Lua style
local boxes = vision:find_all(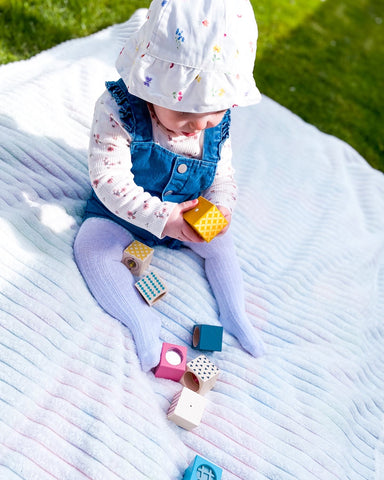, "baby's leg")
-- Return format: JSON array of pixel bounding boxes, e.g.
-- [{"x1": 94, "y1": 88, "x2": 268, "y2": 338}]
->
[
  {"x1": 73, "y1": 217, "x2": 163, "y2": 372},
  {"x1": 186, "y1": 233, "x2": 264, "y2": 357}
]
